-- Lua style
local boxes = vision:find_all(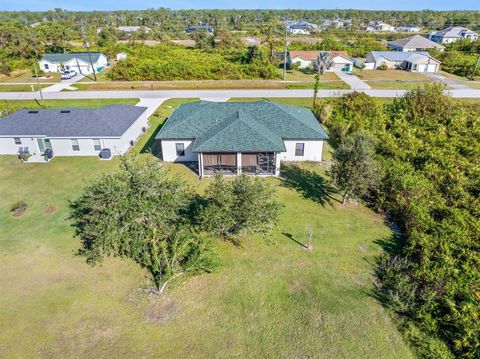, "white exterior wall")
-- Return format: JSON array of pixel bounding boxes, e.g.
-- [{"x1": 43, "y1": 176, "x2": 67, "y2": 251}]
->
[
  {"x1": 291, "y1": 57, "x2": 314, "y2": 69},
  {"x1": 279, "y1": 140, "x2": 324, "y2": 162},
  {"x1": 0, "y1": 137, "x2": 38, "y2": 155},
  {"x1": 49, "y1": 138, "x2": 118, "y2": 156},
  {"x1": 290, "y1": 29, "x2": 310, "y2": 35},
  {"x1": 116, "y1": 109, "x2": 150, "y2": 154},
  {"x1": 160, "y1": 140, "x2": 197, "y2": 162},
  {"x1": 160, "y1": 139, "x2": 325, "y2": 163},
  {"x1": 0, "y1": 136, "x2": 121, "y2": 156},
  {"x1": 39, "y1": 60, "x2": 61, "y2": 73}
]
